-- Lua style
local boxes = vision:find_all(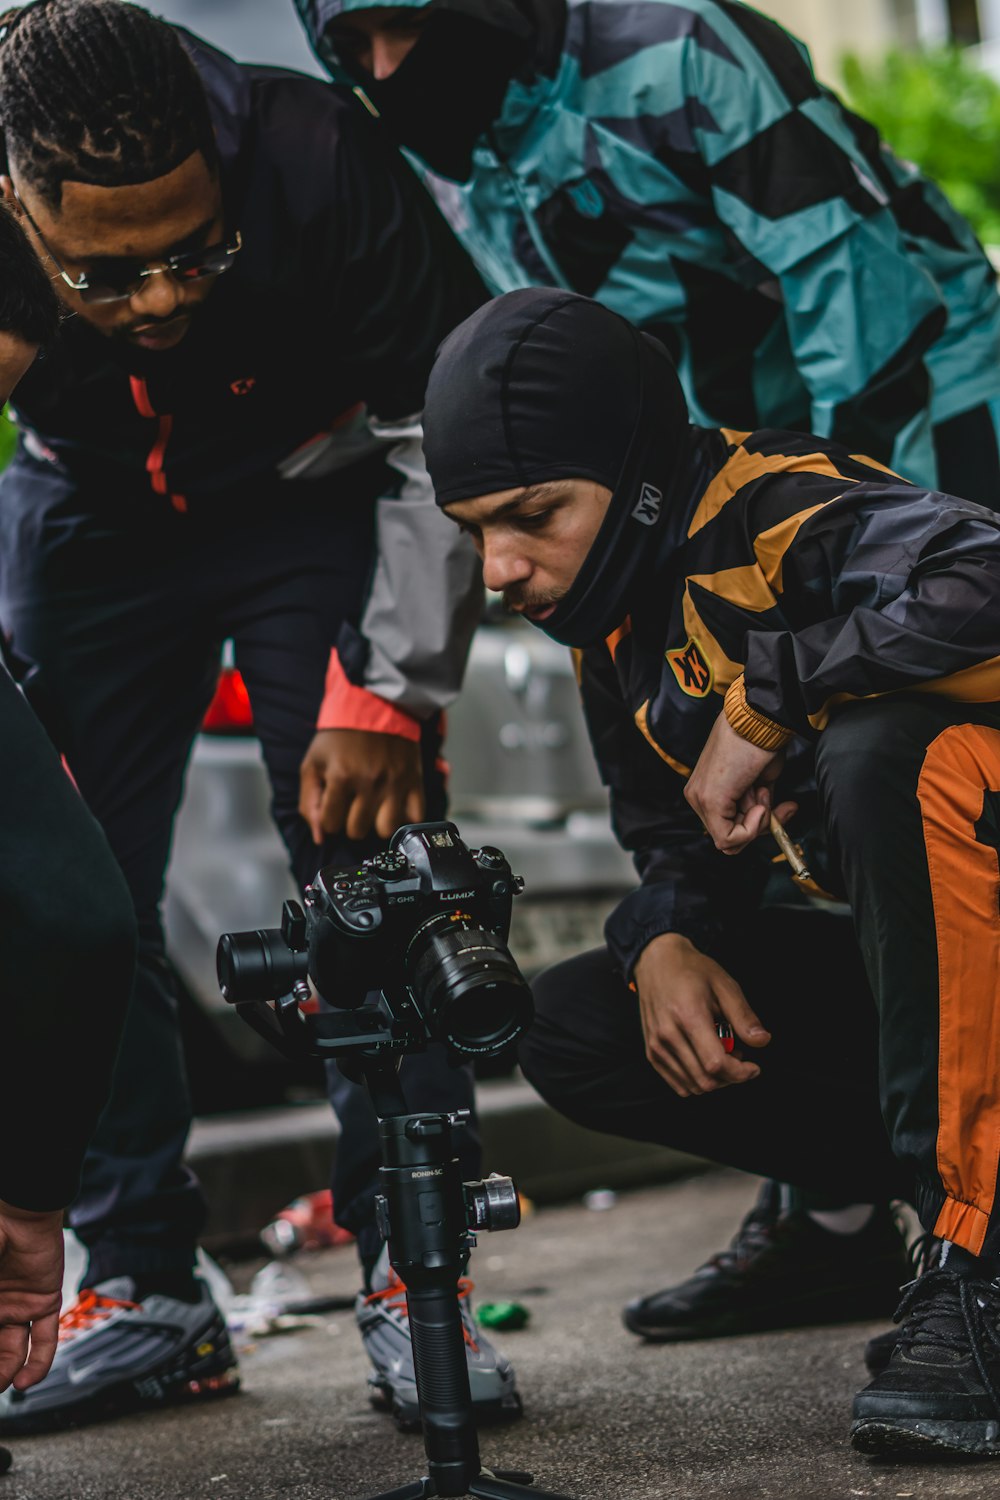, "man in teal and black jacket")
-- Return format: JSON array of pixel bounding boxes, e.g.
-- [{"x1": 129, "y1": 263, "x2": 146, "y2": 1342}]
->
[
  {"x1": 297, "y1": 0, "x2": 1000, "y2": 506},
  {"x1": 296, "y1": 0, "x2": 1000, "y2": 1343}
]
